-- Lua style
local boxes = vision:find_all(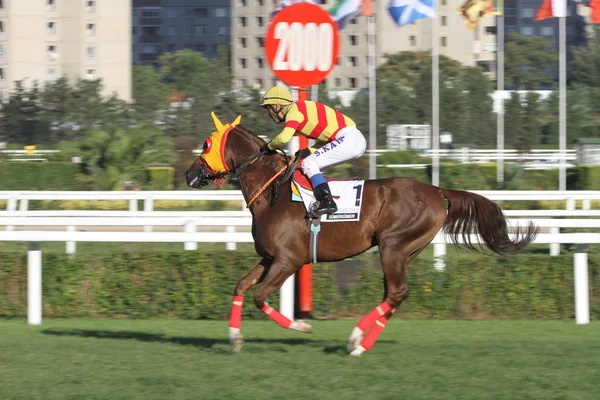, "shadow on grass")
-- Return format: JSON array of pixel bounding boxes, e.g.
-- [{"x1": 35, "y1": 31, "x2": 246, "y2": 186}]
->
[{"x1": 41, "y1": 328, "x2": 397, "y2": 355}]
